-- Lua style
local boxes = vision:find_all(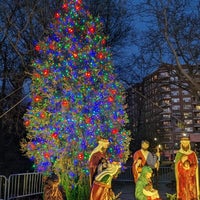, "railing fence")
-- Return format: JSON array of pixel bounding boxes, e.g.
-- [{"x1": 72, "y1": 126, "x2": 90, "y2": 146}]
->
[
  {"x1": 0, "y1": 166, "x2": 173, "y2": 199},
  {"x1": 117, "y1": 166, "x2": 175, "y2": 183},
  {"x1": 0, "y1": 176, "x2": 7, "y2": 200},
  {"x1": 1, "y1": 173, "x2": 43, "y2": 200}
]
